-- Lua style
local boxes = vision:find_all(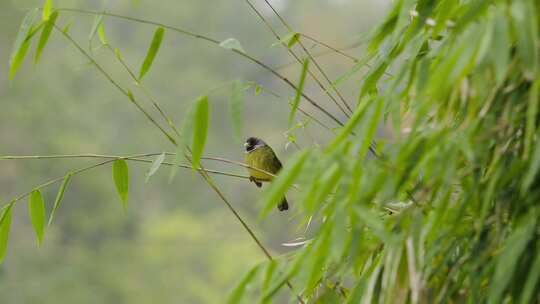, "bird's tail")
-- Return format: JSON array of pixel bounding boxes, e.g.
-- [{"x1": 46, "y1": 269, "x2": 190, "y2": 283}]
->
[{"x1": 278, "y1": 197, "x2": 289, "y2": 211}]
